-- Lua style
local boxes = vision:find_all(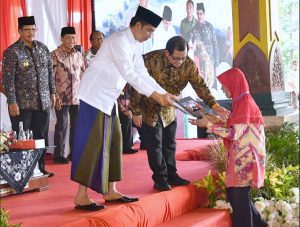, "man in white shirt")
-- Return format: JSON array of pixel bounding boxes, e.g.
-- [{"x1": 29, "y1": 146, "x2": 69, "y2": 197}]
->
[
  {"x1": 287, "y1": 60, "x2": 299, "y2": 110},
  {"x1": 71, "y1": 6, "x2": 178, "y2": 211},
  {"x1": 152, "y1": 6, "x2": 177, "y2": 50}
]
